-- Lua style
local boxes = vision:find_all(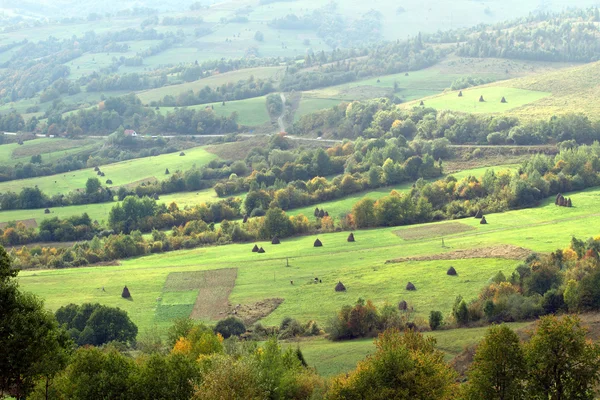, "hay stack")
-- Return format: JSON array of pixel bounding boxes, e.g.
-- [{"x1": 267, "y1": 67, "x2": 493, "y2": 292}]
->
[
  {"x1": 458, "y1": 91, "x2": 463, "y2": 97},
  {"x1": 272, "y1": 237, "x2": 281, "y2": 245},
  {"x1": 347, "y1": 232, "x2": 355, "y2": 242},
  {"x1": 479, "y1": 95, "x2": 485, "y2": 102},
  {"x1": 405, "y1": 72, "x2": 409, "y2": 76},
  {"x1": 314, "y1": 207, "x2": 320, "y2": 217},
  {"x1": 44, "y1": 208, "x2": 50, "y2": 214},
  {"x1": 122, "y1": 286, "x2": 131, "y2": 298},
  {"x1": 252, "y1": 244, "x2": 259, "y2": 252},
  {"x1": 318, "y1": 209, "x2": 325, "y2": 218},
  {"x1": 179, "y1": 152, "x2": 185, "y2": 156},
  {"x1": 501, "y1": 96, "x2": 507, "y2": 103},
  {"x1": 398, "y1": 300, "x2": 408, "y2": 310},
  {"x1": 555, "y1": 193, "x2": 562, "y2": 205},
  {"x1": 335, "y1": 281, "x2": 346, "y2": 292},
  {"x1": 324, "y1": 211, "x2": 329, "y2": 217},
  {"x1": 419, "y1": 100, "x2": 424, "y2": 106},
  {"x1": 165, "y1": 168, "x2": 170, "y2": 175},
  {"x1": 406, "y1": 282, "x2": 416, "y2": 291},
  {"x1": 106, "y1": 179, "x2": 113, "y2": 184},
  {"x1": 567, "y1": 198, "x2": 573, "y2": 207},
  {"x1": 94, "y1": 166, "x2": 100, "y2": 172},
  {"x1": 243, "y1": 215, "x2": 248, "y2": 223},
  {"x1": 480, "y1": 216, "x2": 487, "y2": 225},
  {"x1": 447, "y1": 266, "x2": 457, "y2": 276},
  {"x1": 257, "y1": 247, "x2": 265, "y2": 253},
  {"x1": 97, "y1": 171, "x2": 102, "y2": 176},
  {"x1": 314, "y1": 238, "x2": 323, "y2": 247}
]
